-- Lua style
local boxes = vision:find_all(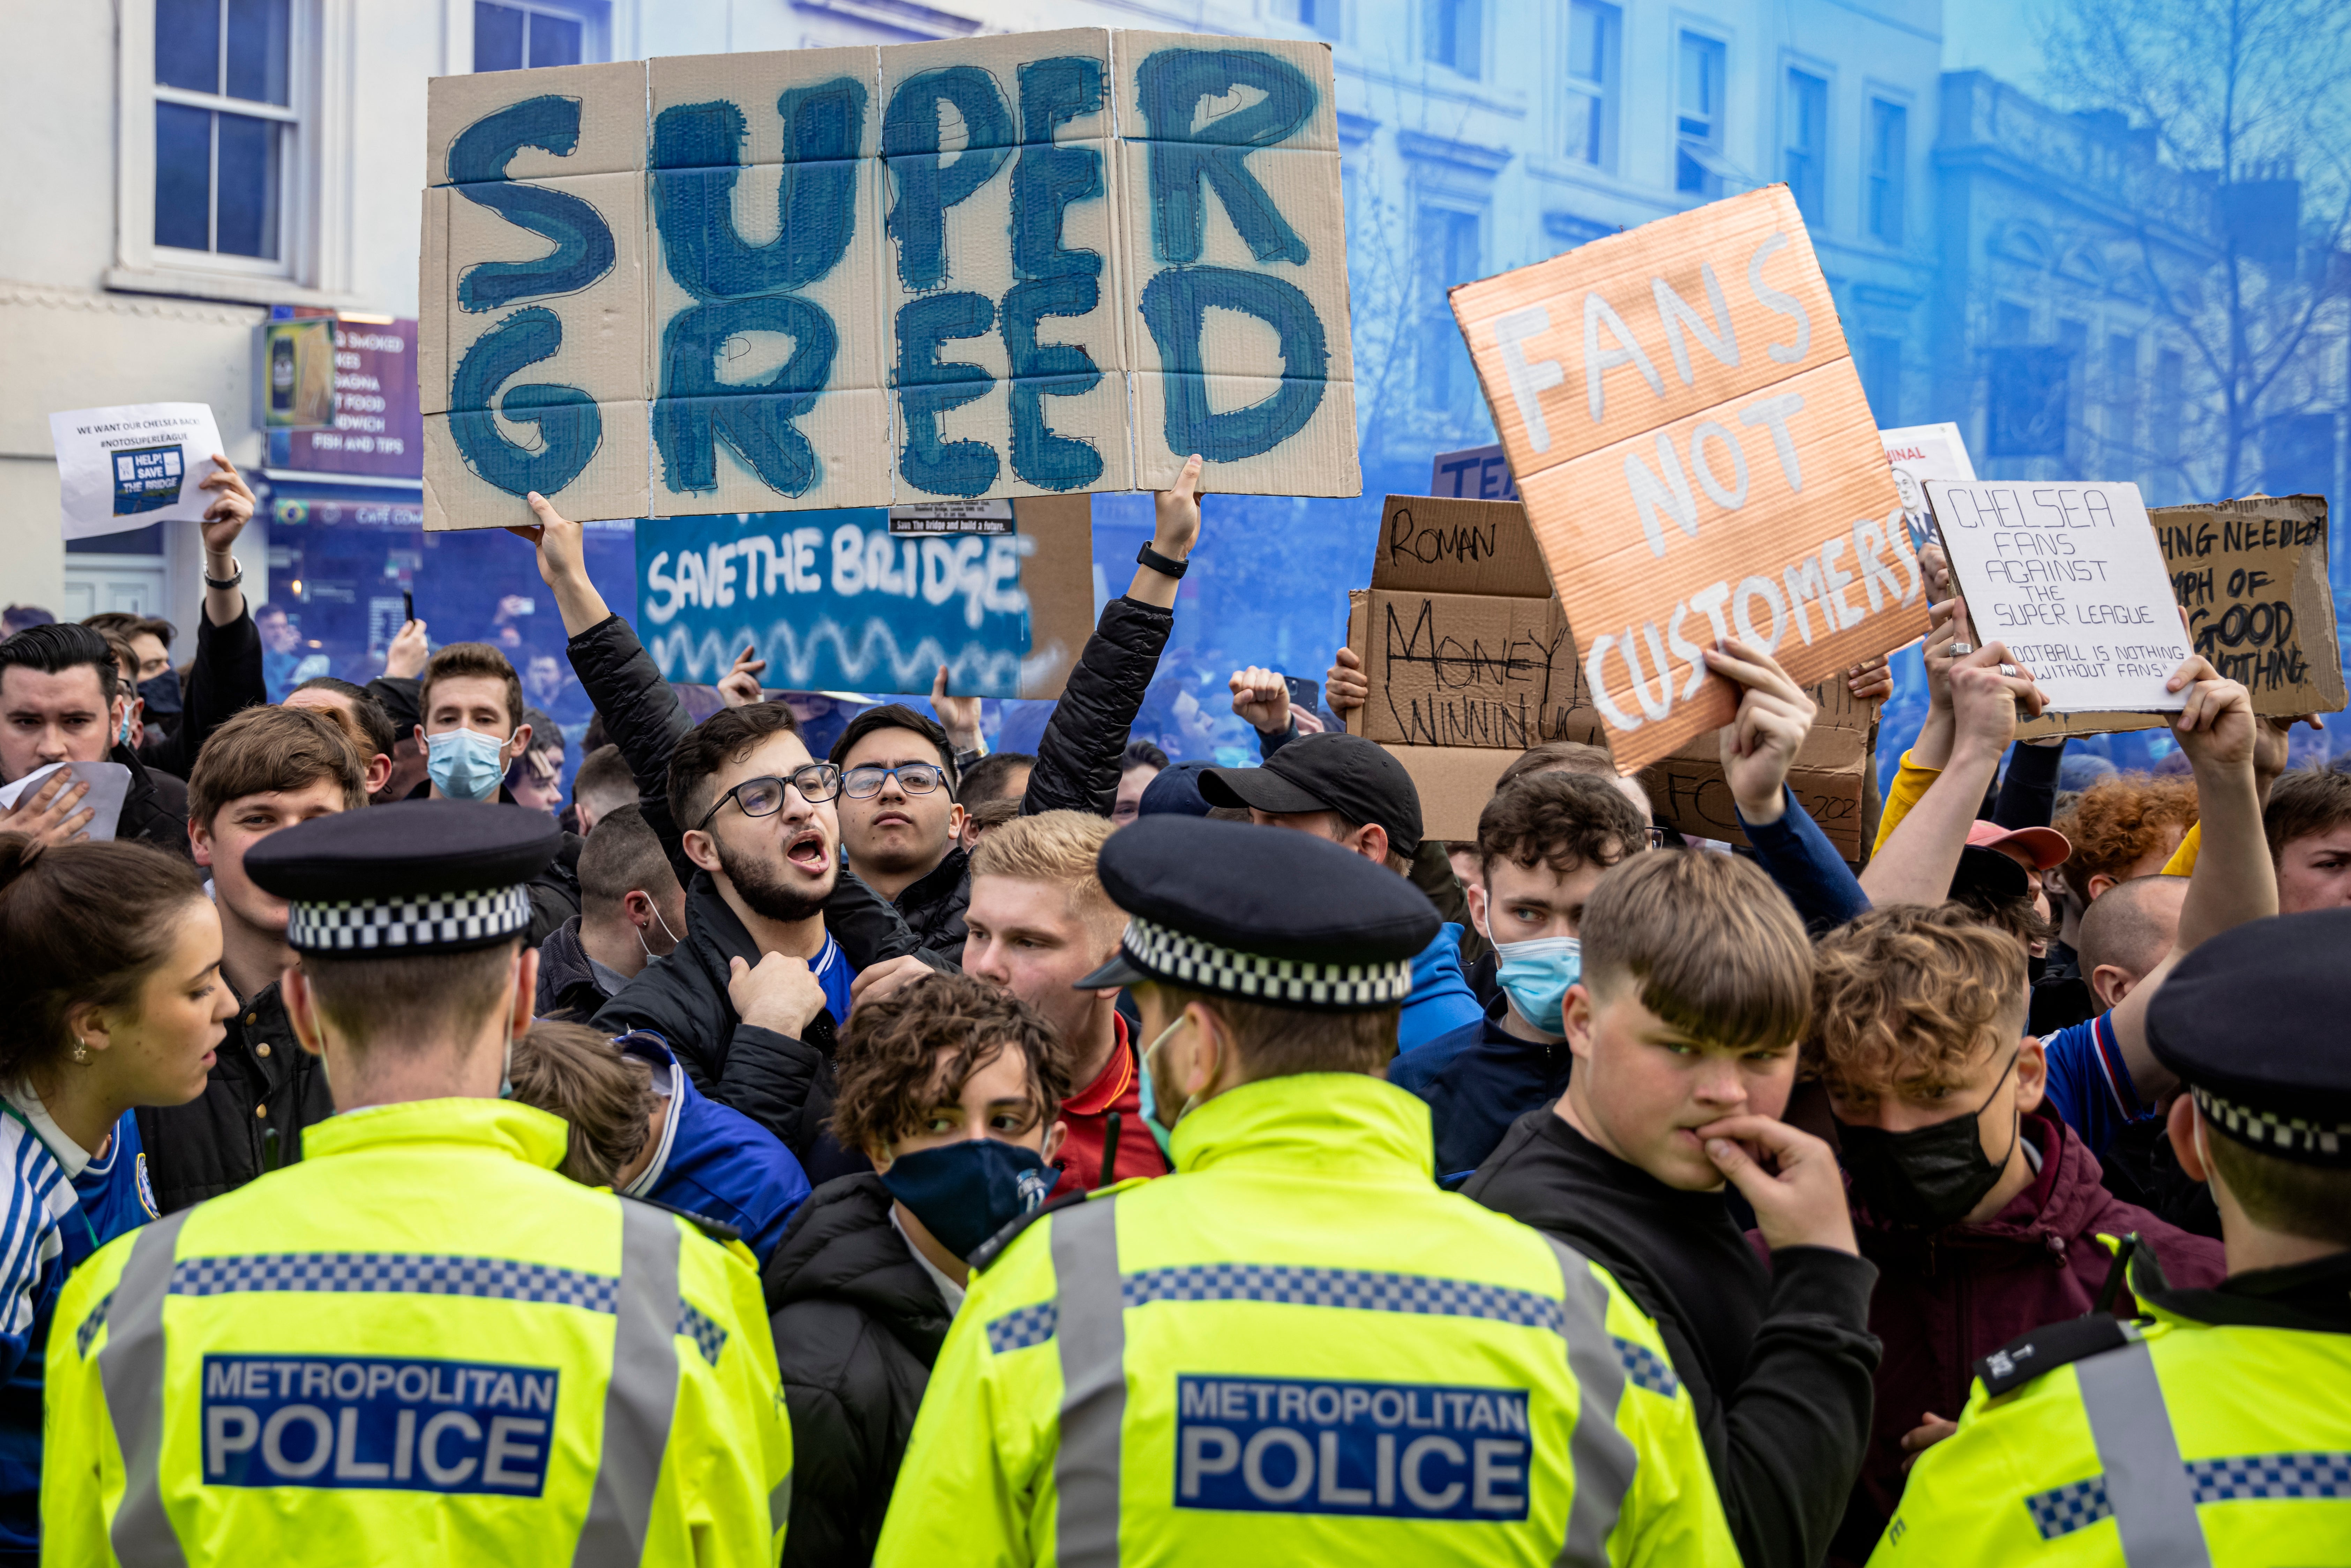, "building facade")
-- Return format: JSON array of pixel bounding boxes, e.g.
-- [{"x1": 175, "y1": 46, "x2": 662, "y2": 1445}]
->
[{"x1": 1, "y1": 1, "x2": 2341, "y2": 758}]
